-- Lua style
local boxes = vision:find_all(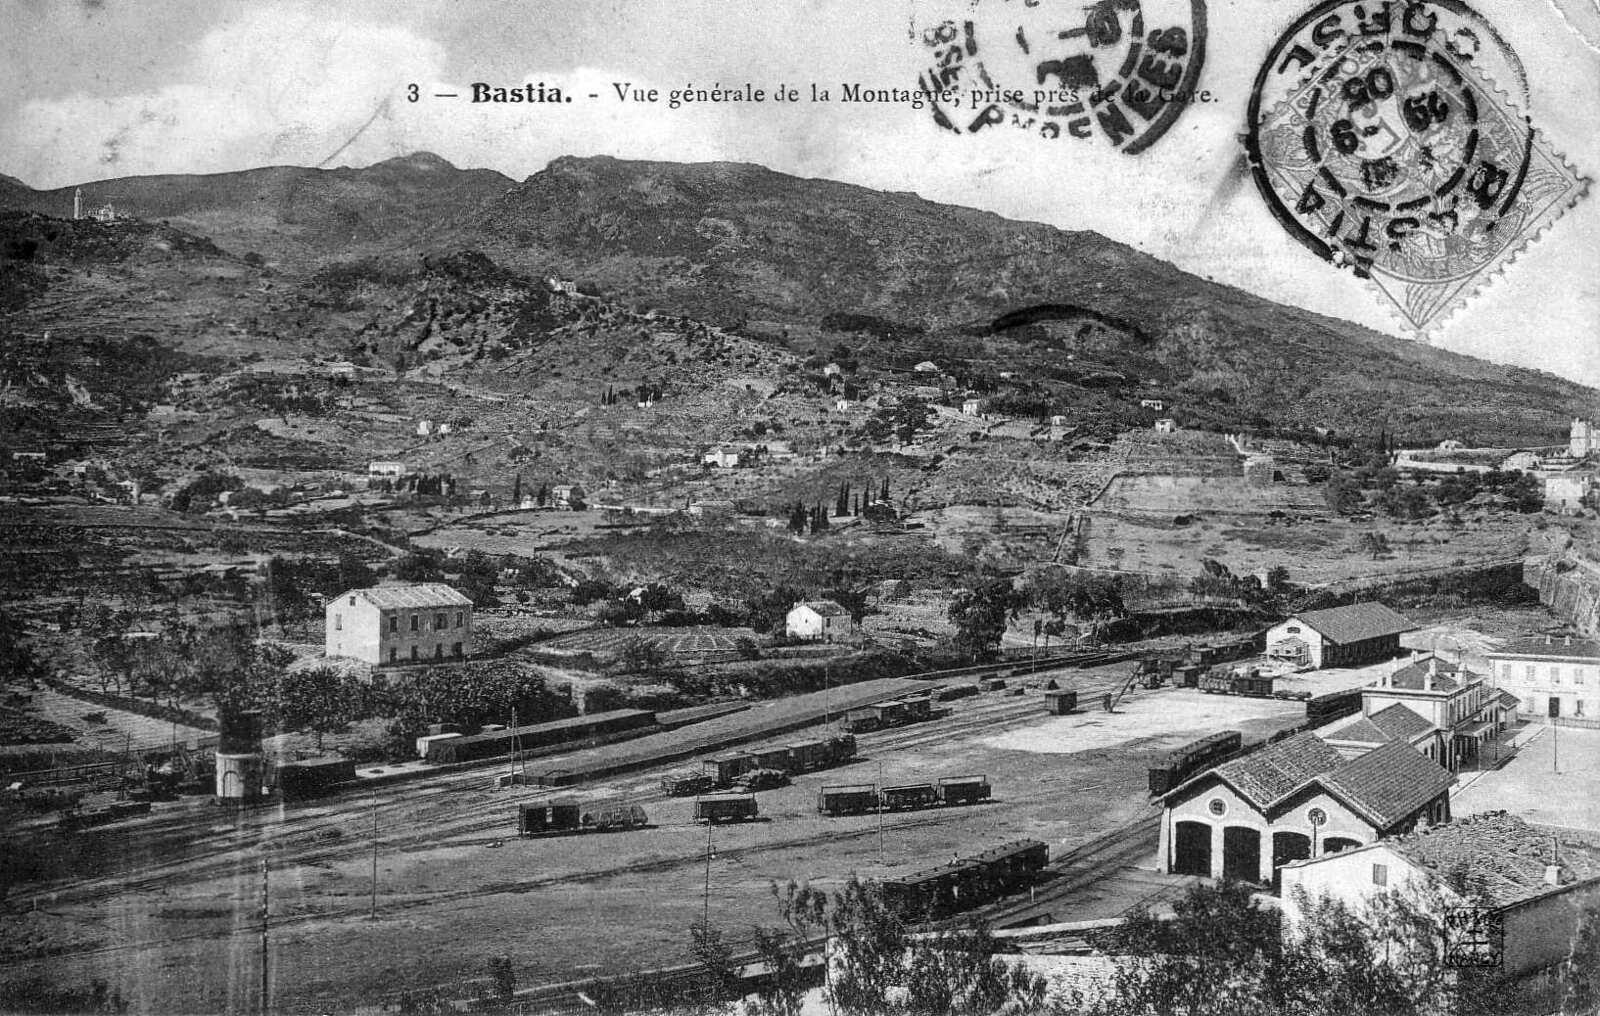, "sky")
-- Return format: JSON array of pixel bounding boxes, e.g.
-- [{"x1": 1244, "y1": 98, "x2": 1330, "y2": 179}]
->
[{"x1": 3, "y1": 0, "x2": 1598, "y2": 393}]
